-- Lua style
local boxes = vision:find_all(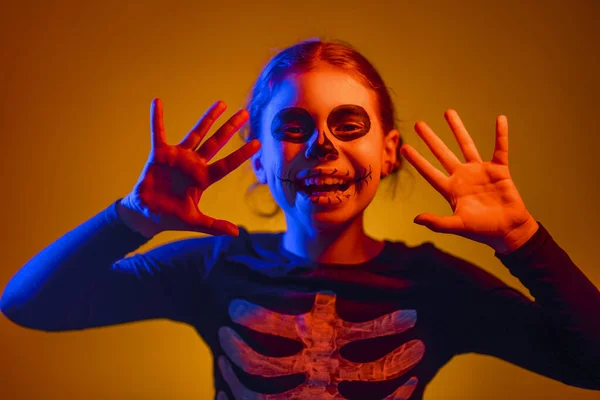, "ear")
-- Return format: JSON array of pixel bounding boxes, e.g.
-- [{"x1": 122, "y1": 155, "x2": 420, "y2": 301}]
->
[
  {"x1": 251, "y1": 148, "x2": 267, "y2": 184},
  {"x1": 381, "y1": 129, "x2": 400, "y2": 173}
]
